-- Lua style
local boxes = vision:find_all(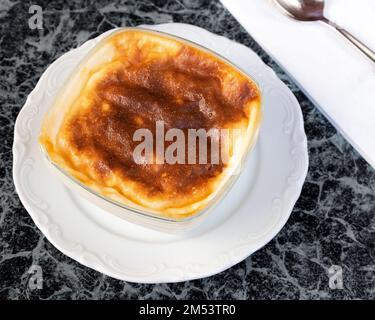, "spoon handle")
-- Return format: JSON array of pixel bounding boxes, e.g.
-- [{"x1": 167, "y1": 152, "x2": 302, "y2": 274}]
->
[{"x1": 323, "y1": 19, "x2": 375, "y2": 63}]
